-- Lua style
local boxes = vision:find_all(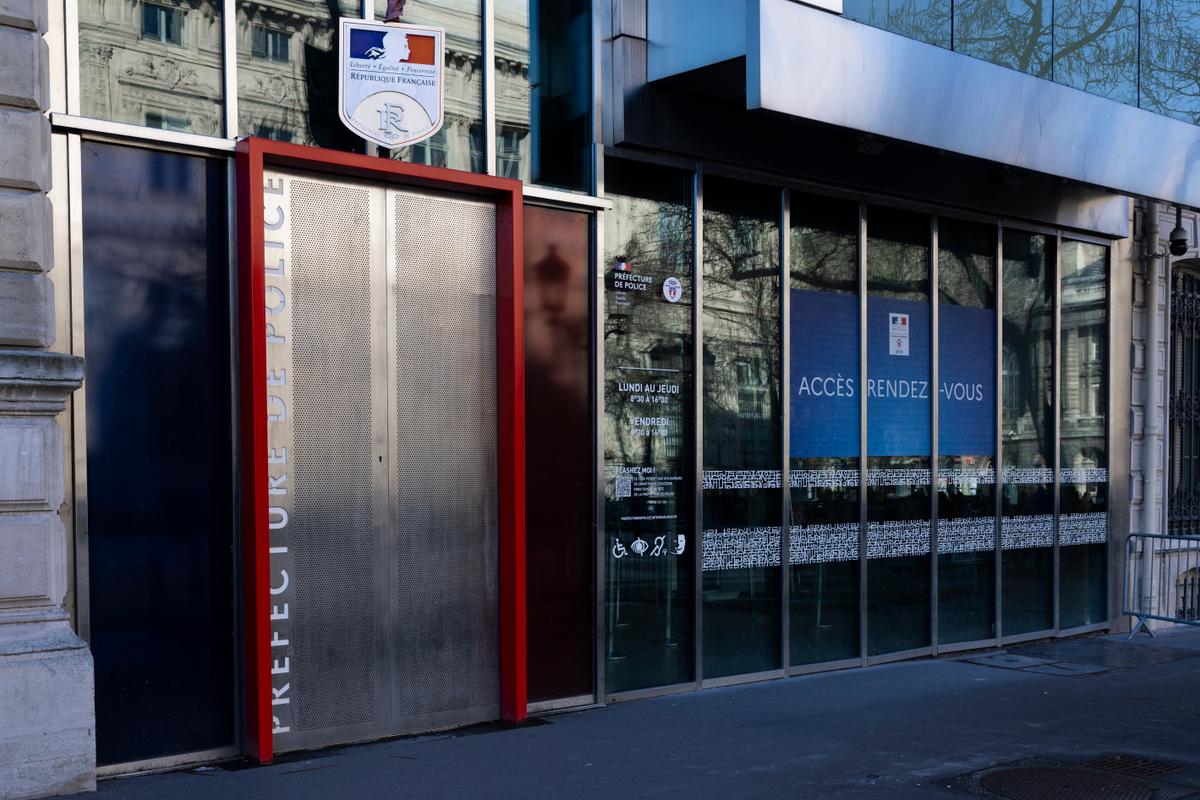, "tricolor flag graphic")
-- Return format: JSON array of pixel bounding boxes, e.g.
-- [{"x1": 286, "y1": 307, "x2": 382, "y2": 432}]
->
[{"x1": 614, "y1": 259, "x2": 631, "y2": 272}]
